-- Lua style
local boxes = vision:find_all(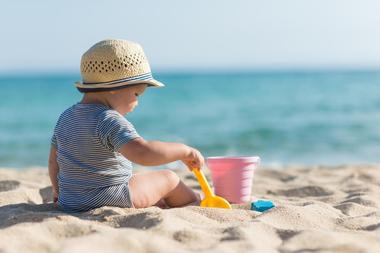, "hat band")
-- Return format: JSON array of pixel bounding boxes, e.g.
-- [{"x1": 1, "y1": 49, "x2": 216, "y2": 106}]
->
[{"x1": 76, "y1": 73, "x2": 154, "y2": 89}]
